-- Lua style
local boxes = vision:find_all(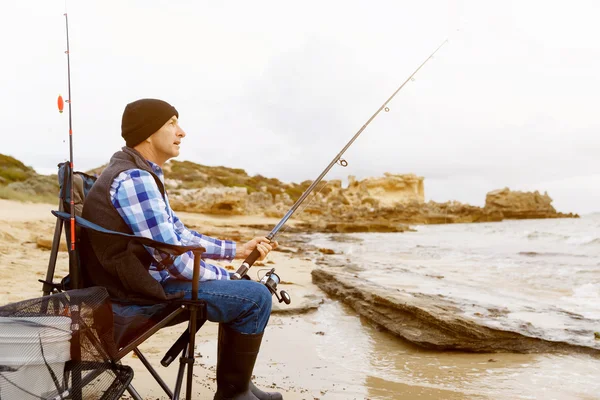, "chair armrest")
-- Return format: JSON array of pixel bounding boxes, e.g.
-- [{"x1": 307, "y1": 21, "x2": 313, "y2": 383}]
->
[{"x1": 52, "y1": 211, "x2": 205, "y2": 257}]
